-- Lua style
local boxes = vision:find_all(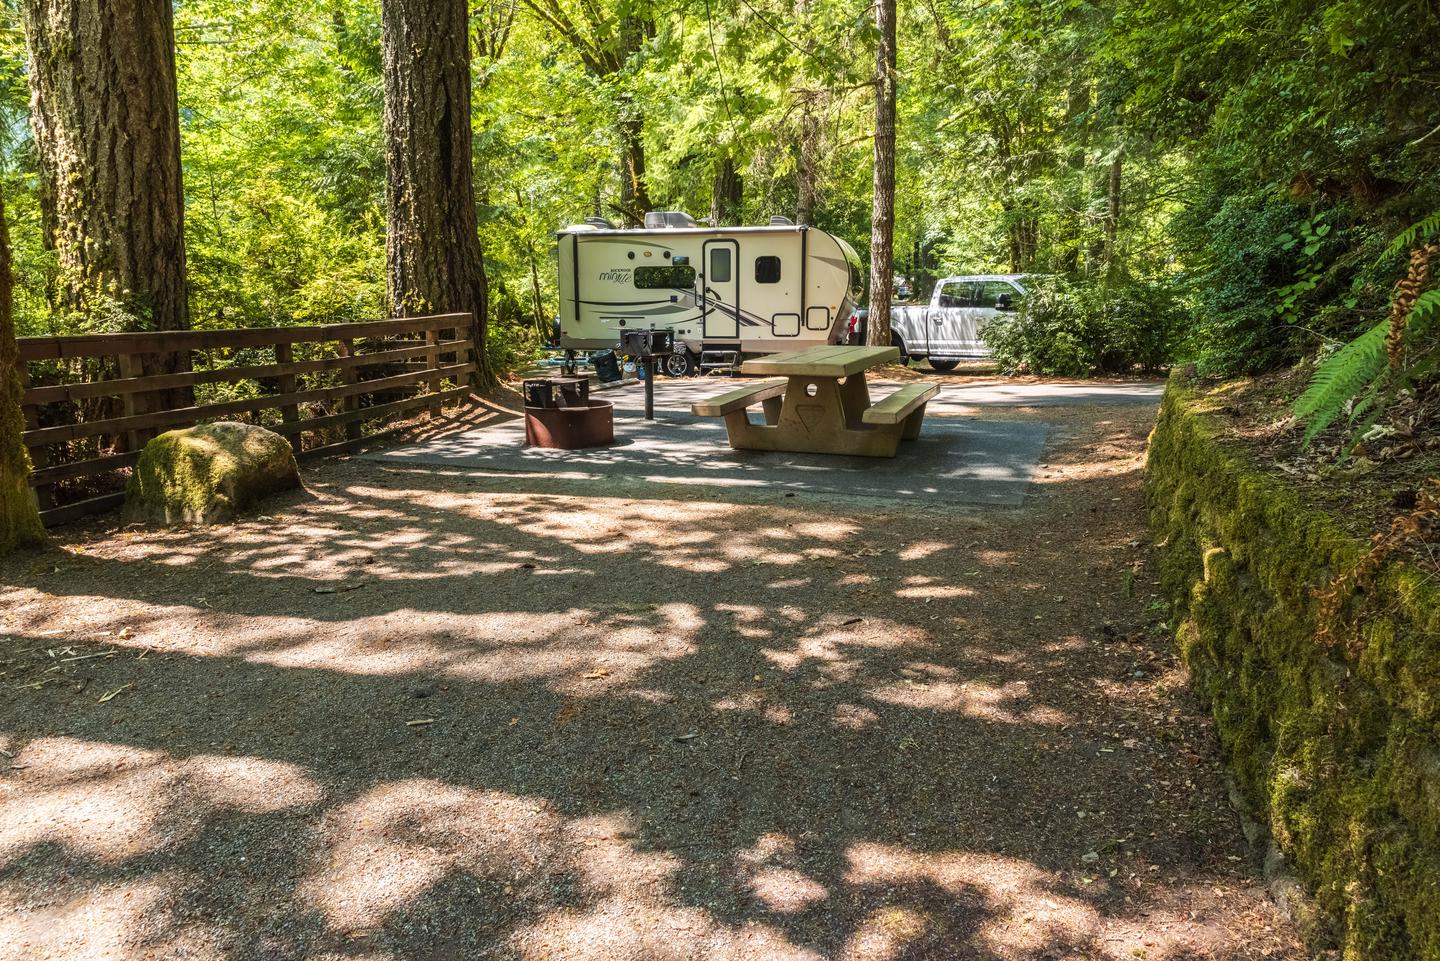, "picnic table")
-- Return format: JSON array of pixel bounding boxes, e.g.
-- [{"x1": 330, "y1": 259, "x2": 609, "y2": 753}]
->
[{"x1": 690, "y1": 345, "x2": 939, "y2": 457}]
